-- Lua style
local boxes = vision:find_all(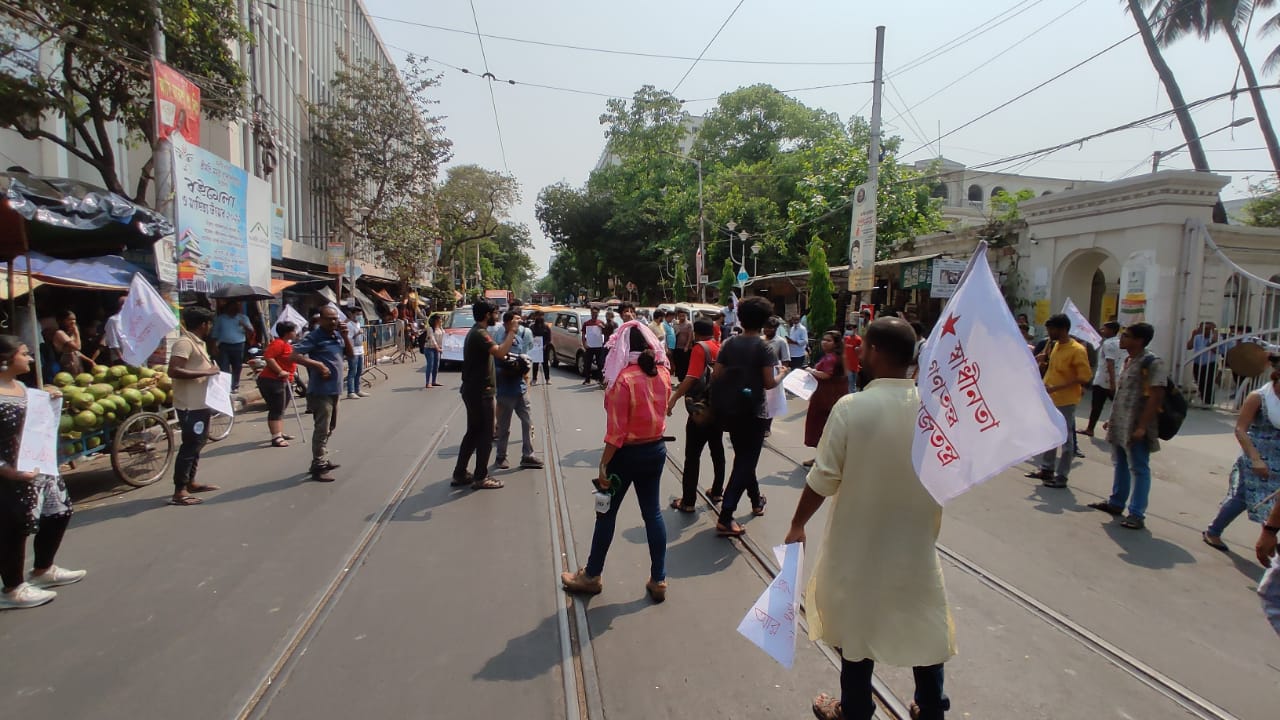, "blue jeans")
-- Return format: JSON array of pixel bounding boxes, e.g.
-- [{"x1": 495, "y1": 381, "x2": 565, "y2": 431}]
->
[
  {"x1": 1206, "y1": 474, "x2": 1249, "y2": 537},
  {"x1": 1109, "y1": 440, "x2": 1152, "y2": 518},
  {"x1": 345, "y1": 354, "x2": 365, "y2": 395},
  {"x1": 585, "y1": 441, "x2": 667, "y2": 582},
  {"x1": 216, "y1": 342, "x2": 245, "y2": 392},
  {"x1": 847, "y1": 372, "x2": 859, "y2": 394},
  {"x1": 1038, "y1": 404, "x2": 1077, "y2": 479},
  {"x1": 423, "y1": 348, "x2": 440, "y2": 385},
  {"x1": 1260, "y1": 554, "x2": 1280, "y2": 638}
]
